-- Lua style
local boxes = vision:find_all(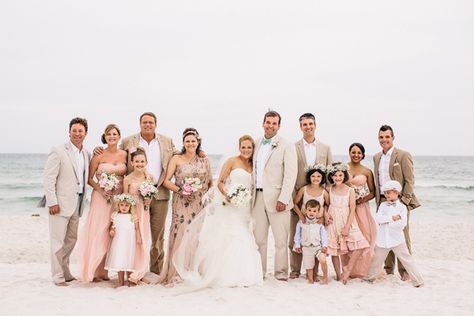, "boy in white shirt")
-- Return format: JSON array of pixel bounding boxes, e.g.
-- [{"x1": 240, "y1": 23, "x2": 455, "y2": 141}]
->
[
  {"x1": 293, "y1": 200, "x2": 329, "y2": 284},
  {"x1": 365, "y1": 180, "x2": 424, "y2": 287}
]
